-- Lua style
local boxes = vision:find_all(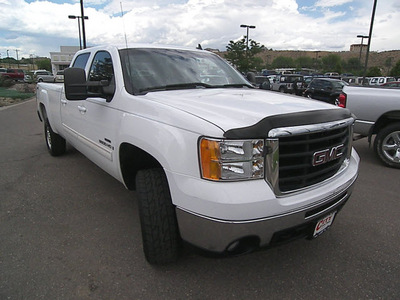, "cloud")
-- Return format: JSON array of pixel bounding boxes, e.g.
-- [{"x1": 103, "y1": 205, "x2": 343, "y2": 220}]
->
[
  {"x1": 315, "y1": 0, "x2": 353, "y2": 8},
  {"x1": 0, "y1": 0, "x2": 399, "y2": 59}
]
